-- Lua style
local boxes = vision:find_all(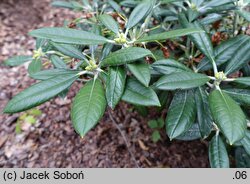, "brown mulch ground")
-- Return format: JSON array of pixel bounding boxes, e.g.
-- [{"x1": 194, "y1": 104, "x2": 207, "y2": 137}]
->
[{"x1": 0, "y1": 0, "x2": 209, "y2": 168}]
